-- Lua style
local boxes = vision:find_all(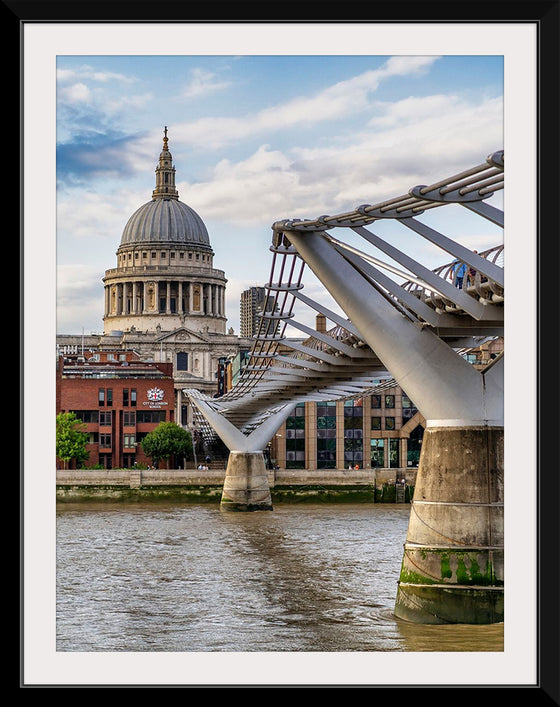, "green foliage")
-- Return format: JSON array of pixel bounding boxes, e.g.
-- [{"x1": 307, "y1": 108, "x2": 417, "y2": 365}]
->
[
  {"x1": 56, "y1": 412, "x2": 90, "y2": 468},
  {"x1": 141, "y1": 422, "x2": 193, "y2": 467}
]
